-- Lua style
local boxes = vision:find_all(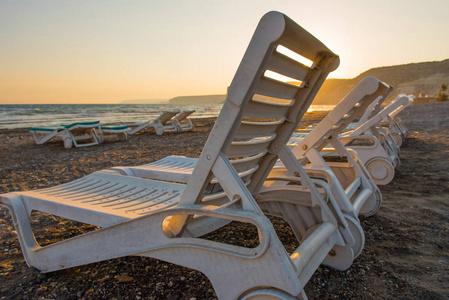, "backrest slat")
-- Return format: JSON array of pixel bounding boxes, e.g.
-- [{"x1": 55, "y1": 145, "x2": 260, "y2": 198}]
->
[
  {"x1": 266, "y1": 51, "x2": 311, "y2": 82},
  {"x1": 253, "y1": 77, "x2": 300, "y2": 100},
  {"x1": 228, "y1": 138, "x2": 275, "y2": 158},
  {"x1": 244, "y1": 99, "x2": 292, "y2": 119},
  {"x1": 236, "y1": 121, "x2": 282, "y2": 139}
]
